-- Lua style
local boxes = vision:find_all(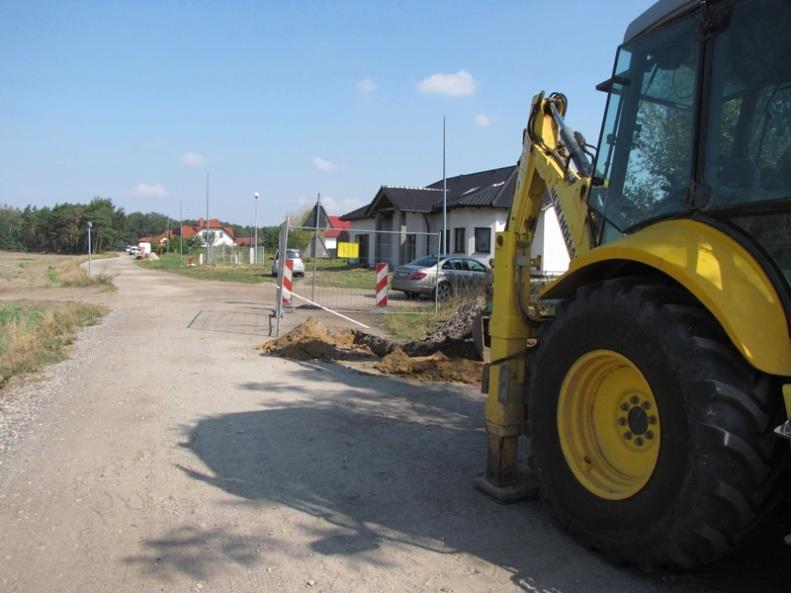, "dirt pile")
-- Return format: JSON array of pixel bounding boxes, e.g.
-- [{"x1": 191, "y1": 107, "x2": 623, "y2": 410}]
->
[
  {"x1": 259, "y1": 310, "x2": 485, "y2": 384},
  {"x1": 257, "y1": 317, "x2": 372, "y2": 361},
  {"x1": 374, "y1": 349, "x2": 482, "y2": 384}
]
